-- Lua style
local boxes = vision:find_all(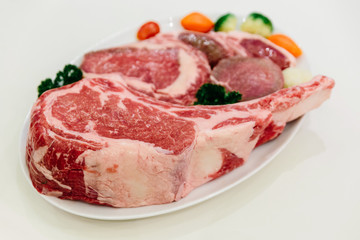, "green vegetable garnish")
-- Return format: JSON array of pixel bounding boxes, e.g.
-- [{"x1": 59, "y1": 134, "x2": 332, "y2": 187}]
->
[
  {"x1": 37, "y1": 64, "x2": 83, "y2": 97},
  {"x1": 37, "y1": 78, "x2": 54, "y2": 97},
  {"x1": 240, "y1": 12, "x2": 273, "y2": 37},
  {"x1": 62, "y1": 64, "x2": 83, "y2": 85},
  {"x1": 214, "y1": 13, "x2": 237, "y2": 32},
  {"x1": 194, "y1": 83, "x2": 242, "y2": 105}
]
